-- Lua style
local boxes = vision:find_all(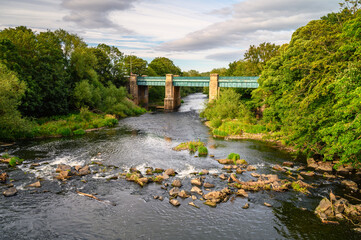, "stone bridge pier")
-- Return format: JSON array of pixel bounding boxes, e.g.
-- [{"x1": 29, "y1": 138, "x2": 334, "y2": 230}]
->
[
  {"x1": 130, "y1": 74, "x2": 148, "y2": 108},
  {"x1": 164, "y1": 74, "x2": 181, "y2": 111},
  {"x1": 209, "y1": 73, "x2": 219, "y2": 102}
]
